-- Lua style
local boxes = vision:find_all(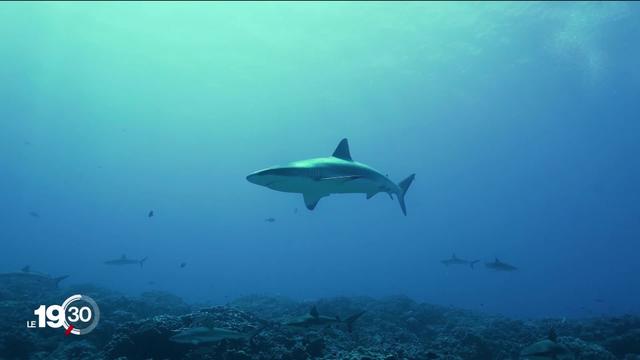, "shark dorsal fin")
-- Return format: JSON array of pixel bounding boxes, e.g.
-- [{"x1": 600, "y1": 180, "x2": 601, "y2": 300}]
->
[
  {"x1": 332, "y1": 138, "x2": 352, "y2": 161},
  {"x1": 310, "y1": 306, "x2": 319, "y2": 318}
]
